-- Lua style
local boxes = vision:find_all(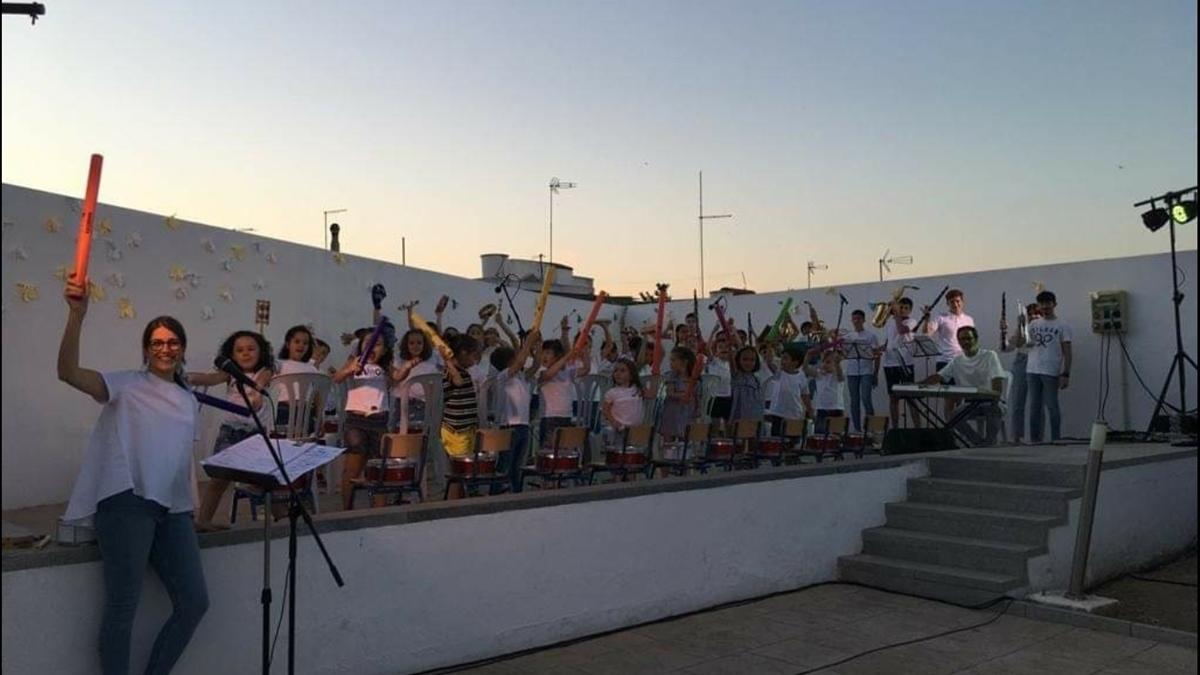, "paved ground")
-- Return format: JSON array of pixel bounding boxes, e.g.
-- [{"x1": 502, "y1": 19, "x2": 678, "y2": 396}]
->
[
  {"x1": 1097, "y1": 552, "x2": 1198, "y2": 633},
  {"x1": 448, "y1": 584, "x2": 1197, "y2": 675}
]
